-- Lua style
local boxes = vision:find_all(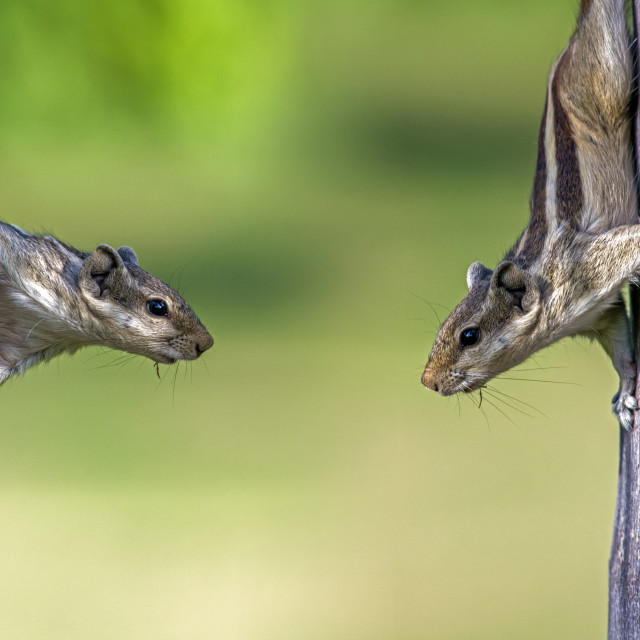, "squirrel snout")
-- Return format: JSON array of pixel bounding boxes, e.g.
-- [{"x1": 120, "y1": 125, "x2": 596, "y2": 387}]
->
[
  {"x1": 421, "y1": 368, "x2": 438, "y2": 393},
  {"x1": 195, "y1": 332, "x2": 214, "y2": 357}
]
